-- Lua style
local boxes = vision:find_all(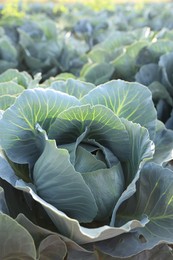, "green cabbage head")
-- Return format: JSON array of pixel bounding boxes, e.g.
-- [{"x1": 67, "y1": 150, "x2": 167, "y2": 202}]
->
[{"x1": 0, "y1": 79, "x2": 173, "y2": 244}]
